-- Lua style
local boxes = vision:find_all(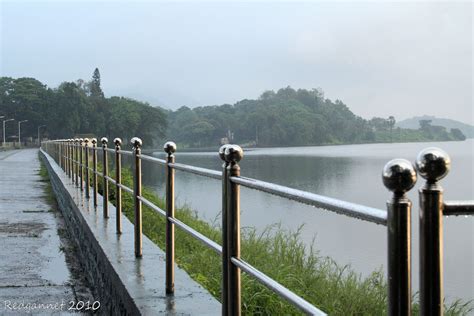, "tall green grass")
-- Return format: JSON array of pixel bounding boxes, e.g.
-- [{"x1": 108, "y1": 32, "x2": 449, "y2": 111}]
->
[{"x1": 90, "y1": 163, "x2": 472, "y2": 315}]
